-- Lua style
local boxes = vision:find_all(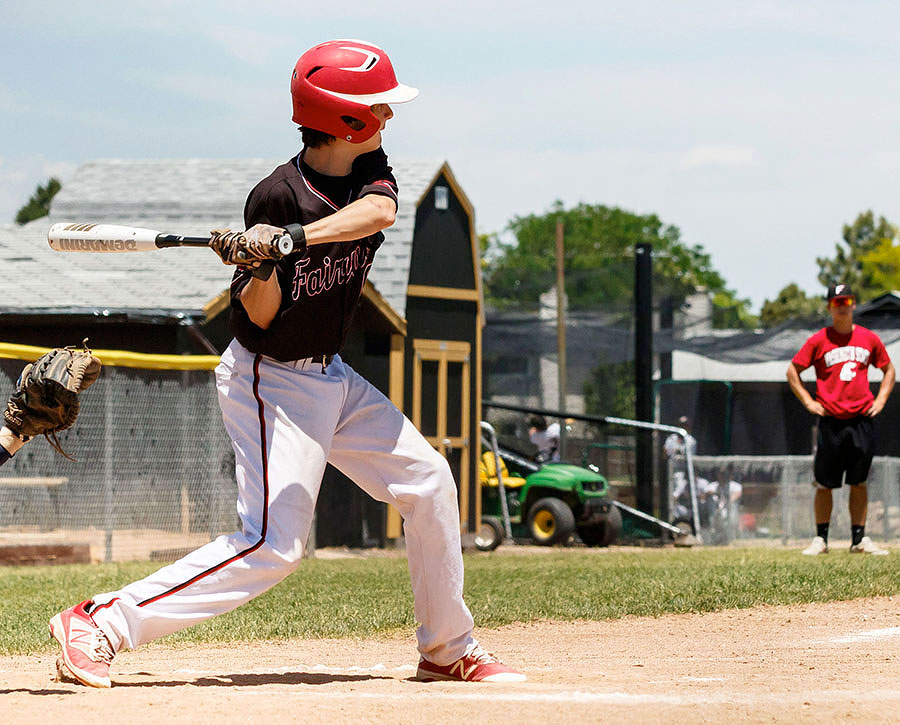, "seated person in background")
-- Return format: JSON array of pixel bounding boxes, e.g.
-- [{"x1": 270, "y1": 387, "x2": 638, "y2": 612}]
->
[
  {"x1": 672, "y1": 473, "x2": 716, "y2": 527},
  {"x1": 663, "y1": 415, "x2": 697, "y2": 460},
  {"x1": 716, "y1": 464, "x2": 743, "y2": 536},
  {"x1": 527, "y1": 414, "x2": 560, "y2": 462},
  {"x1": 716, "y1": 465, "x2": 743, "y2": 506}
]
